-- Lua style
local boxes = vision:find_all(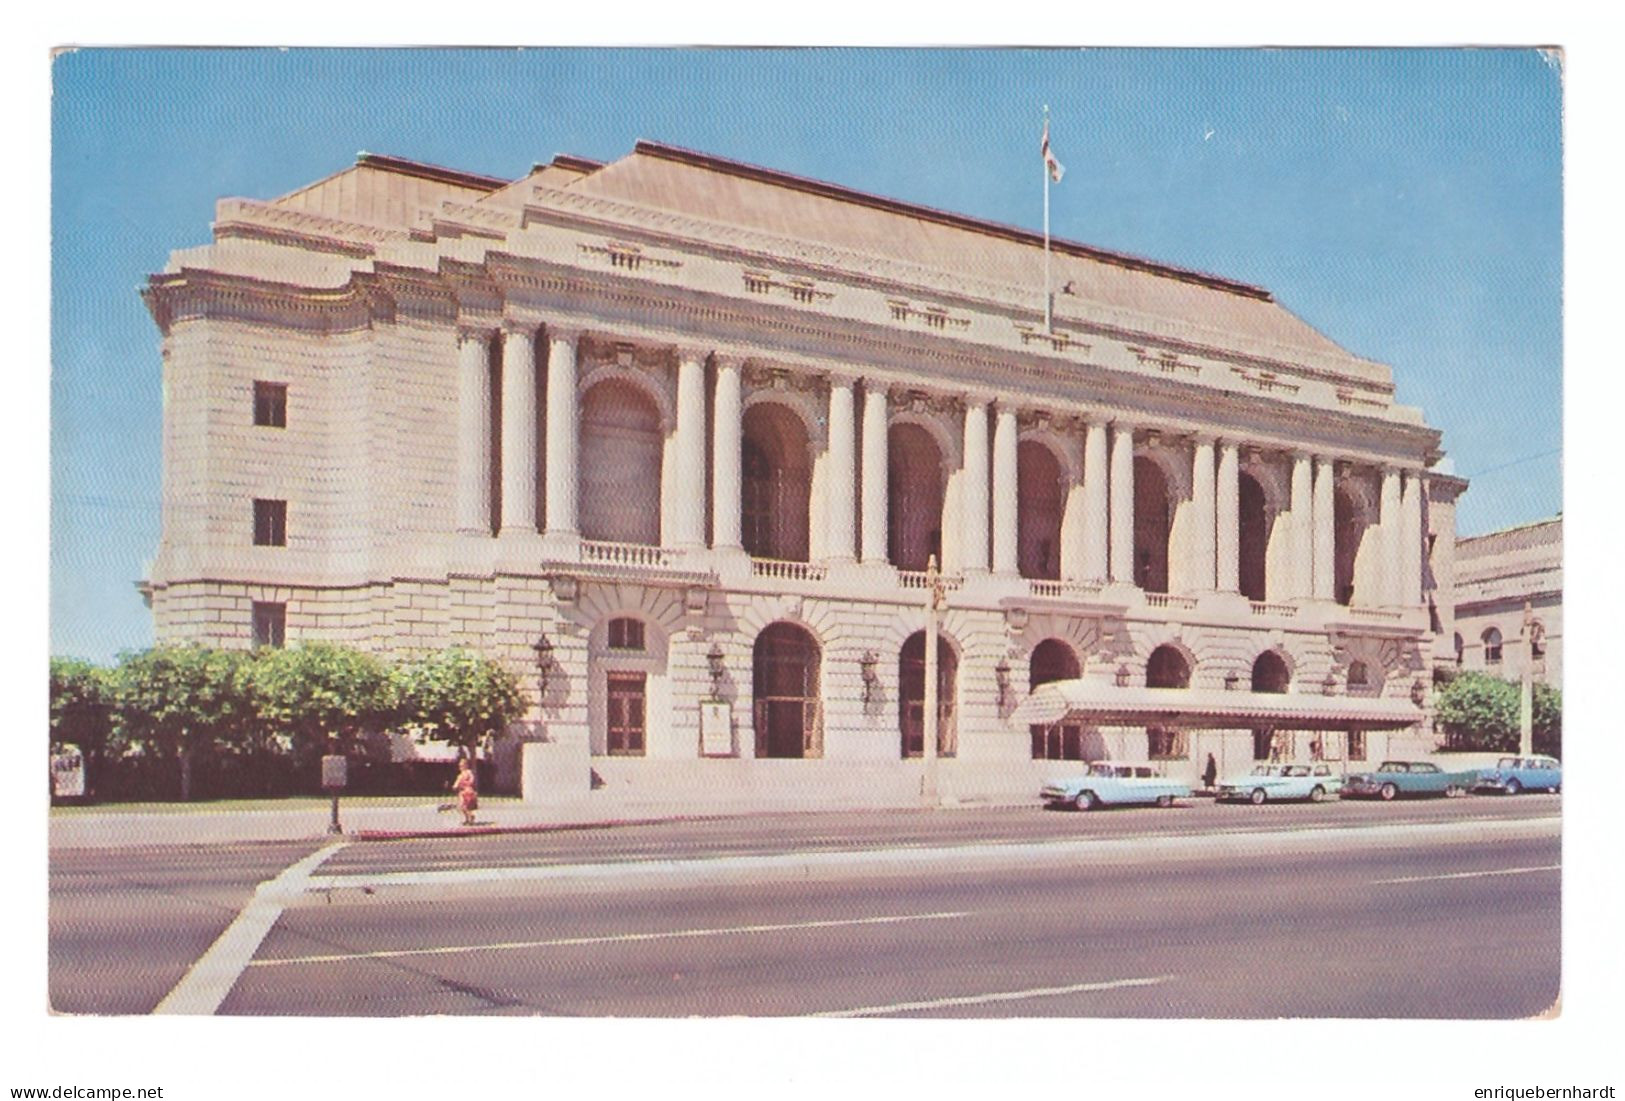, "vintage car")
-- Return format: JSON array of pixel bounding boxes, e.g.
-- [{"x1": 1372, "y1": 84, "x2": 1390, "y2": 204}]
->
[
  {"x1": 1040, "y1": 762, "x2": 1191, "y2": 811},
  {"x1": 1215, "y1": 762, "x2": 1344, "y2": 804},
  {"x1": 1341, "y1": 760, "x2": 1477, "y2": 800},
  {"x1": 1473, "y1": 754, "x2": 1562, "y2": 795}
]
